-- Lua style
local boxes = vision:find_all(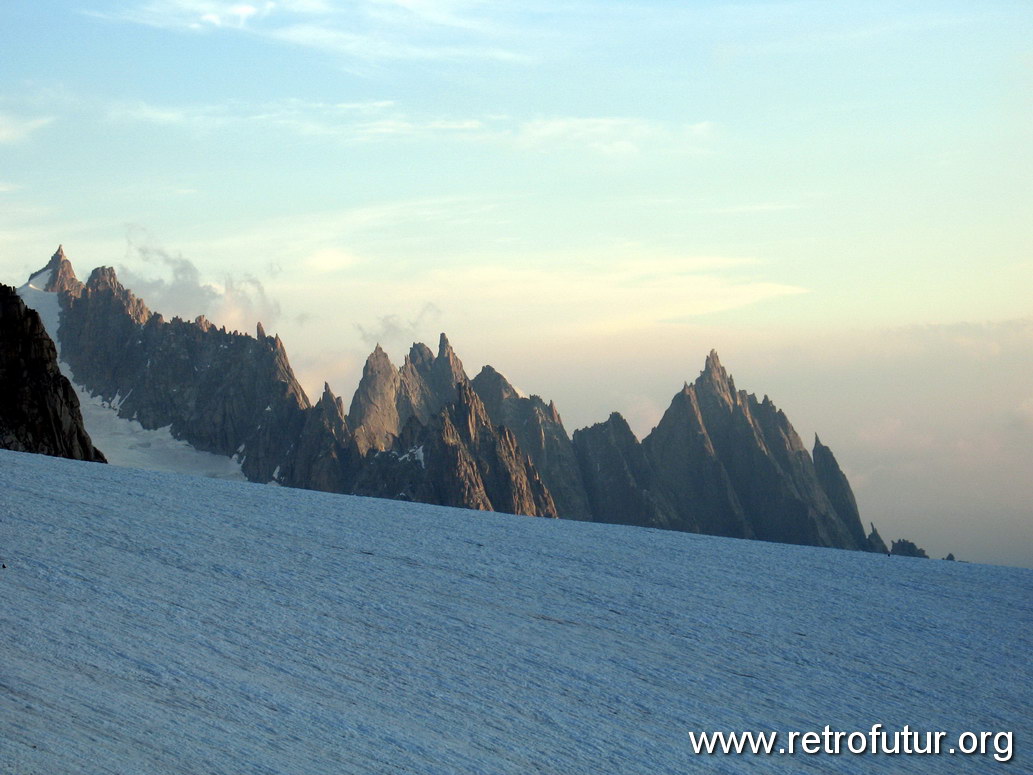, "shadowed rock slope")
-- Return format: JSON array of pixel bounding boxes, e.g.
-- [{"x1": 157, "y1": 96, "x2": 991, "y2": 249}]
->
[
  {"x1": 572, "y1": 352, "x2": 879, "y2": 551},
  {"x1": 472, "y1": 365, "x2": 591, "y2": 520},
  {"x1": 0, "y1": 284, "x2": 105, "y2": 462}
]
